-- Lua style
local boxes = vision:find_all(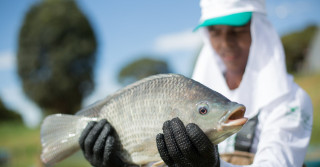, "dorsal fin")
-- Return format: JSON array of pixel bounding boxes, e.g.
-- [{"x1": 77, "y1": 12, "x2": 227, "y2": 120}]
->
[{"x1": 75, "y1": 74, "x2": 186, "y2": 117}]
